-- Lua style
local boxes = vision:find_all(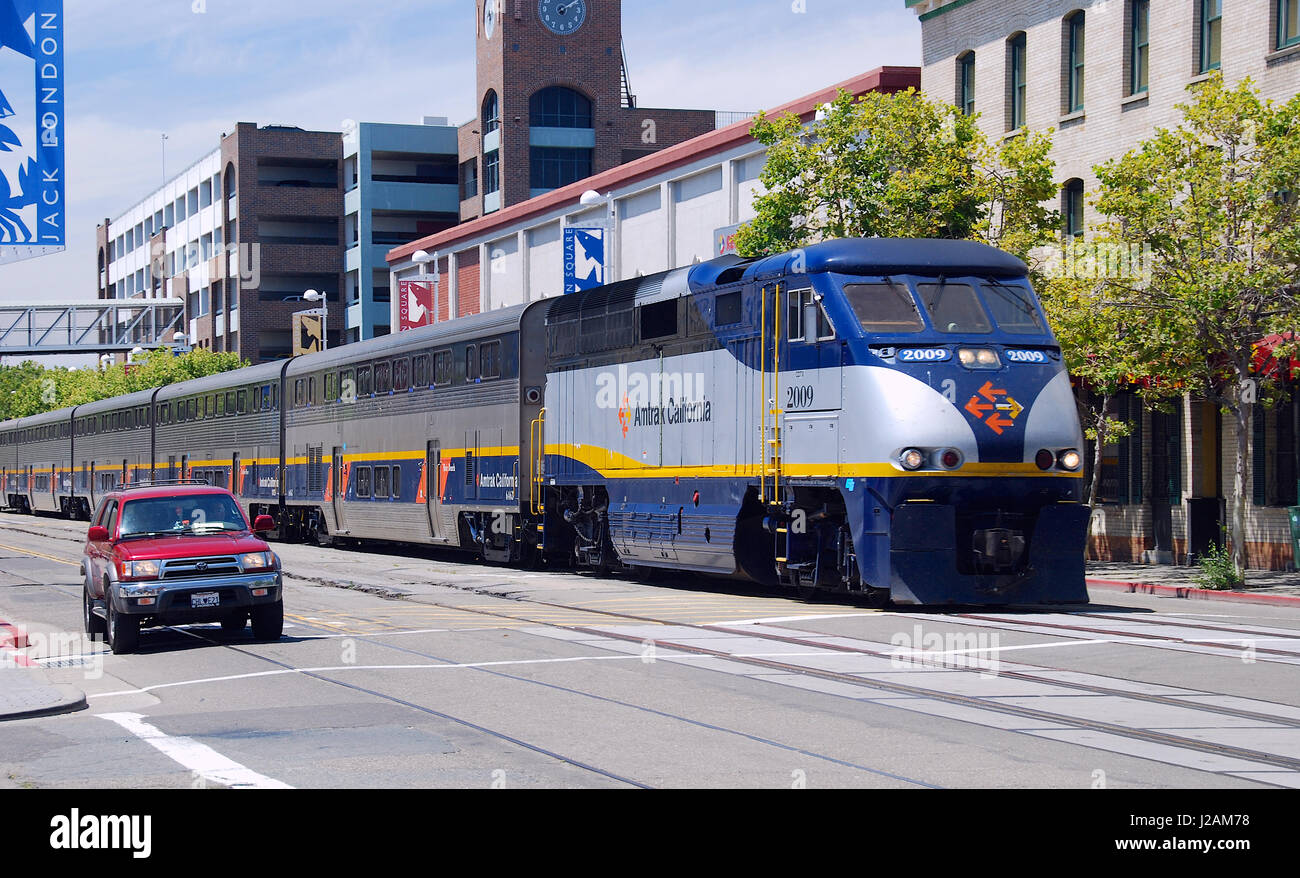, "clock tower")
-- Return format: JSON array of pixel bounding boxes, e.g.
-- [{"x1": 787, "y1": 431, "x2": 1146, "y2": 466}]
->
[{"x1": 459, "y1": 0, "x2": 716, "y2": 221}]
